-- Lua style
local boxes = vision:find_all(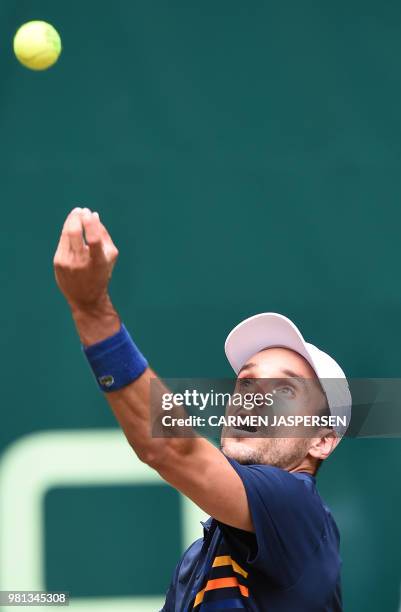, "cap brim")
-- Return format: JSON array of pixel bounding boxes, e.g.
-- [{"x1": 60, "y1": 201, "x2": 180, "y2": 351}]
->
[{"x1": 225, "y1": 313, "x2": 314, "y2": 374}]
